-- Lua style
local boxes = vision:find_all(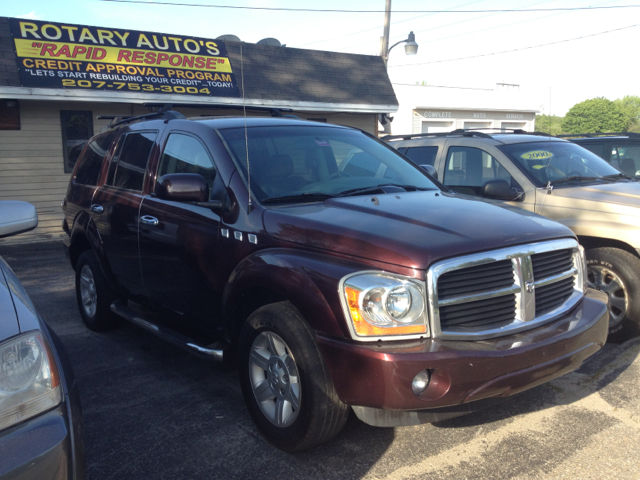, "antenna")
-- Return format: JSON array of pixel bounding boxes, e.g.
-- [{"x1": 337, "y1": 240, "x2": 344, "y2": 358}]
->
[{"x1": 240, "y1": 44, "x2": 253, "y2": 215}]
